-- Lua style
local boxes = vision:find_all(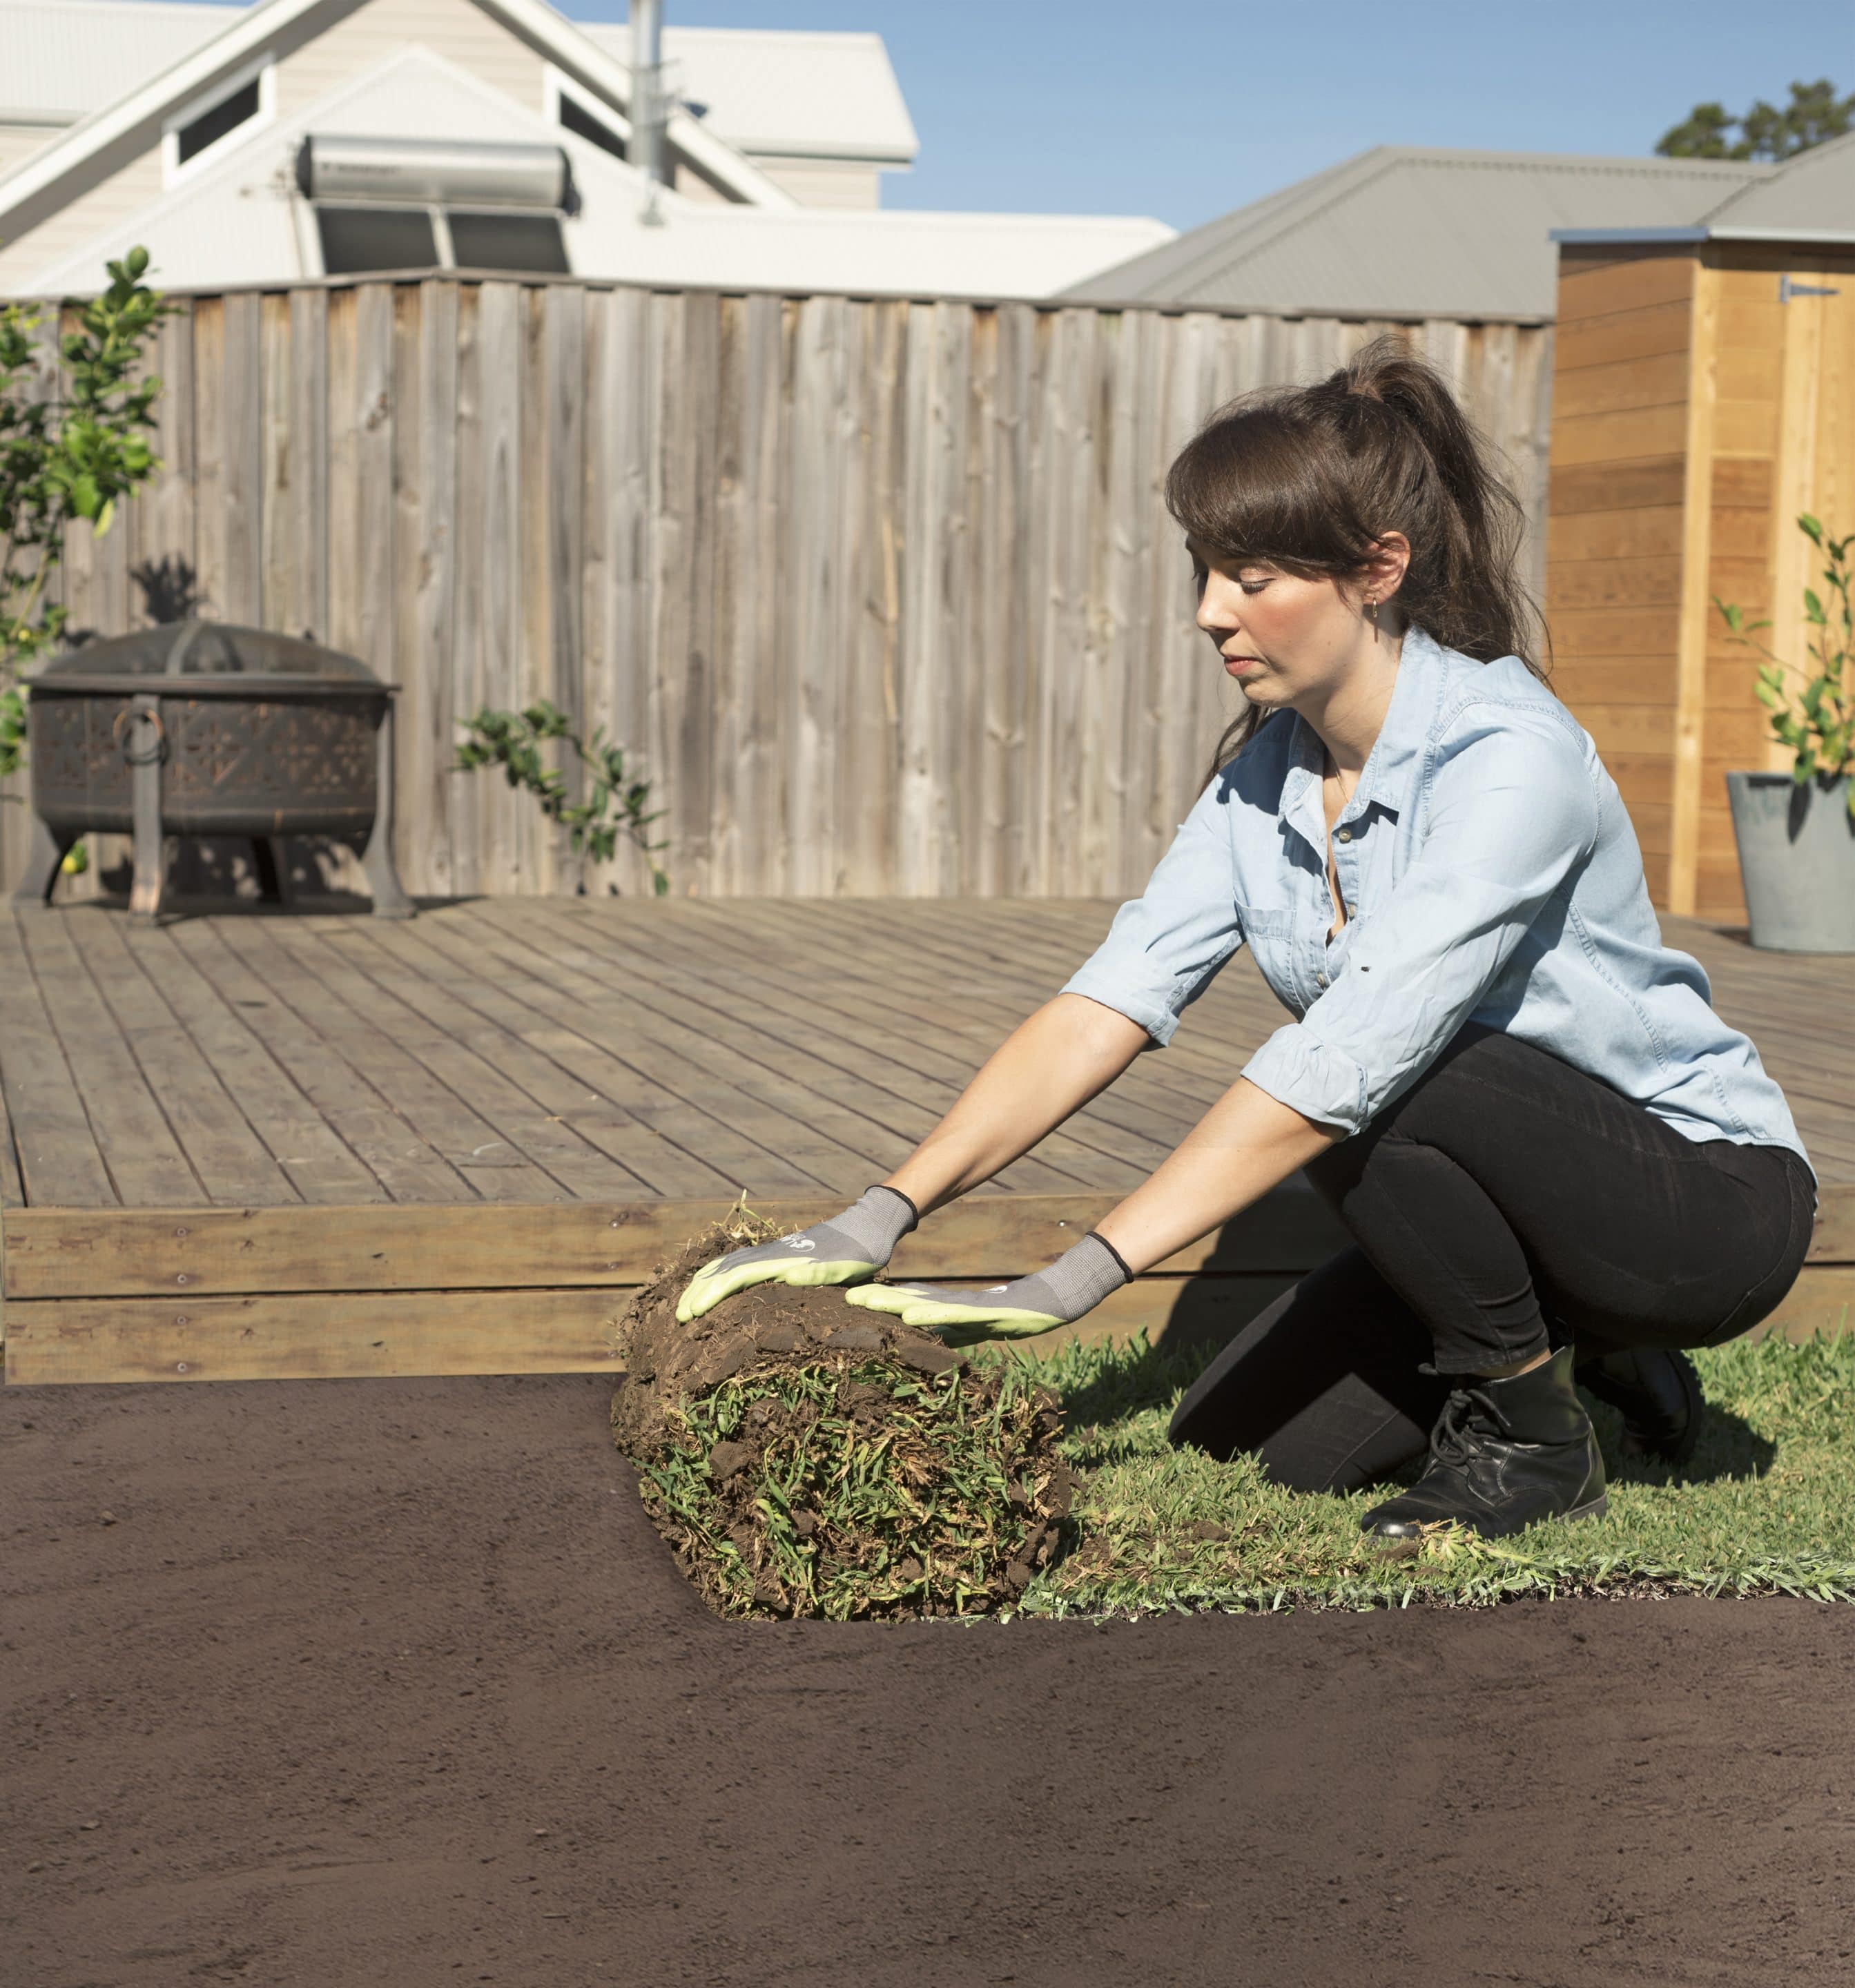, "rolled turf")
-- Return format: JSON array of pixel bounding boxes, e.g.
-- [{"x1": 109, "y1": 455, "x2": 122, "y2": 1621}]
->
[{"x1": 610, "y1": 1209, "x2": 1074, "y2": 1621}]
